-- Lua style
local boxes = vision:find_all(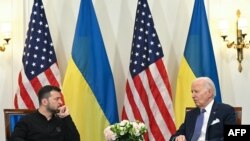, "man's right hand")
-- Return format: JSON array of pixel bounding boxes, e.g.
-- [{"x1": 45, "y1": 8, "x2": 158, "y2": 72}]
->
[
  {"x1": 56, "y1": 105, "x2": 69, "y2": 118},
  {"x1": 174, "y1": 135, "x2": 186, "y2": 141}
]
